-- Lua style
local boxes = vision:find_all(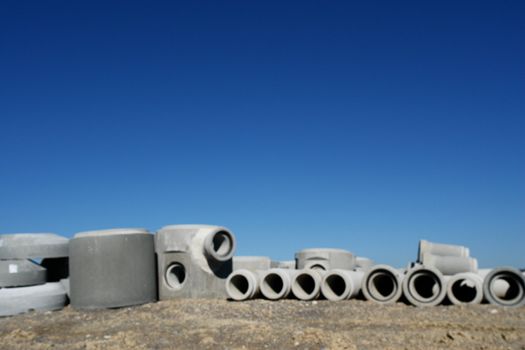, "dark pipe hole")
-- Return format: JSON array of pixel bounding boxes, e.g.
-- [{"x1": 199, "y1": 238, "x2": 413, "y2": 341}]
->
[
  {"x1": 413, "y1": 274, "x2": 438, "y2": 299},
  {"x1": 326, "y1": 275, "x2": 346, "y2": 296},
  {"x1": 297, "y1": 275, "x2": 316, "y2": 294},
  {"x1": 452, "y1": 280, "x2": 477, "y2": 303}
]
